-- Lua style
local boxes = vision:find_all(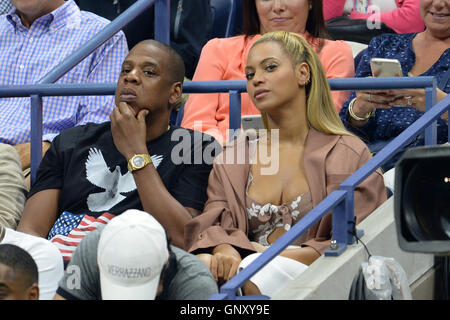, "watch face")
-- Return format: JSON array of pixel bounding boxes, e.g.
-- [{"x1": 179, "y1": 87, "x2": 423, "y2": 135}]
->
[{"x1": 132, "y1": 156, "x2": 144, "y2": 168}]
